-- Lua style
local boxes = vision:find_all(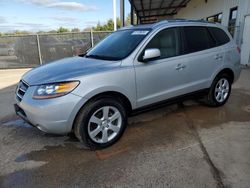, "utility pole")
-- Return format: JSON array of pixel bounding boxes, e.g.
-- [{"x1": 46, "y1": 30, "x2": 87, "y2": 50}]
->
[
  {"x1": 131, "y1": 4, "x2": 134, "y2": 25},
  {"x1": 120, "y1": 0, "x2": 125, "y2": 27},
  {"x1": 113, "y1": 0, "x2": 117, "y2": 31}
]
